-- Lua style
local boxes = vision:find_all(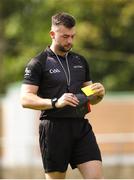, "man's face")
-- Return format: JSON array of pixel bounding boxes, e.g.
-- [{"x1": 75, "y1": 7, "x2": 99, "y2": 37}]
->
[{"x1": 50, "y1": 25, "x2": 76, "y2": 53}]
